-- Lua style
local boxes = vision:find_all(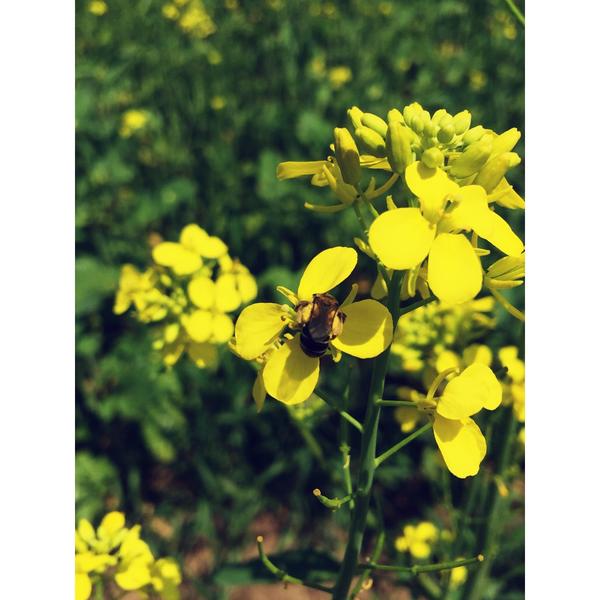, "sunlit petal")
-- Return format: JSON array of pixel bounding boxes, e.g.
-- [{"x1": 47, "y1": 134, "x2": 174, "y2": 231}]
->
[
  {"x1": 234, "y1": 303, "x2": 287, "y2": 360},
  {"x1": 369, "y1": 208, "x2": 436, "y2": 270},
  {"x1": 427, "y1": 233, "x2": 482, "y2": 304},
  {"x1": 263, "y1": 336, "x2": 320, "y2": 405},
  {"x1": 297, "y1": 247, "x2": 357, "y2": 300},
  {"x1": 433, "y1": 415, "x2": 487, "y2": 478},
  {"x1": 331, "y1": 299, "x2": 393, "y2": 358}
]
